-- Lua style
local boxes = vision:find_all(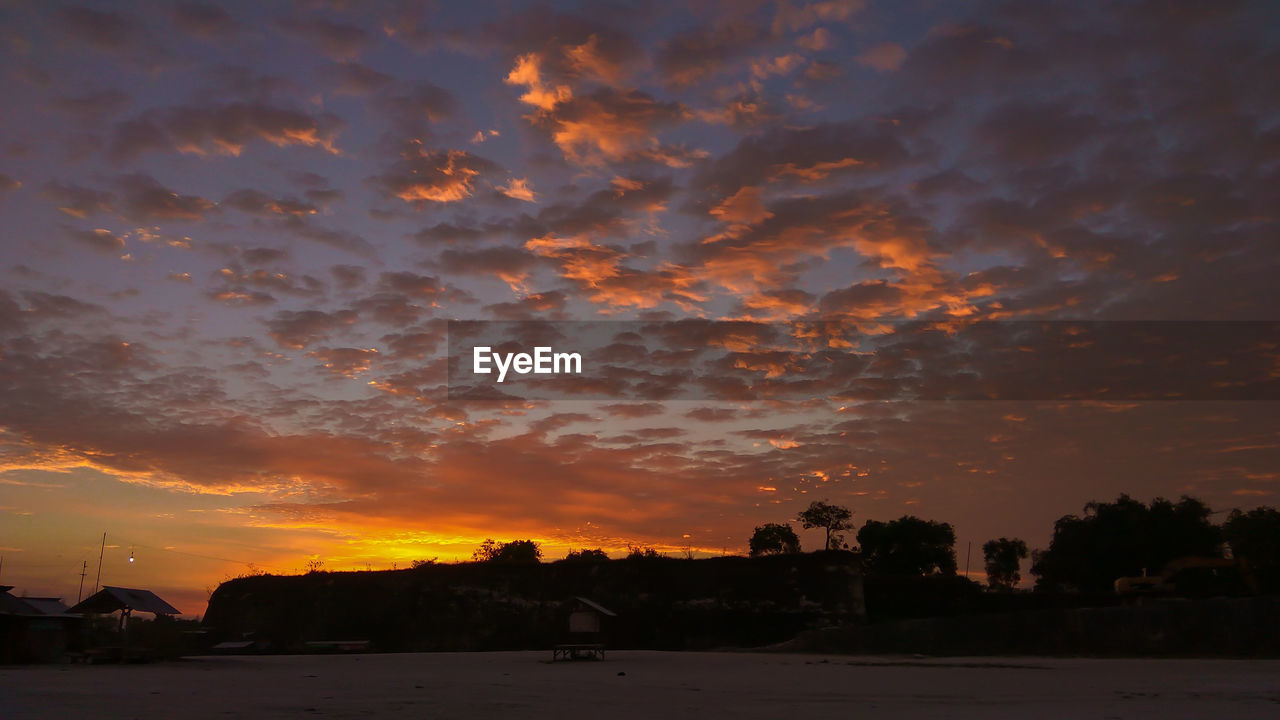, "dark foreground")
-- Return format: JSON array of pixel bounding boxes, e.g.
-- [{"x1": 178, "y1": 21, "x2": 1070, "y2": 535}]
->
[{"x1": 2, "y1": 652, "x2": 1278, "y2": 719}]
